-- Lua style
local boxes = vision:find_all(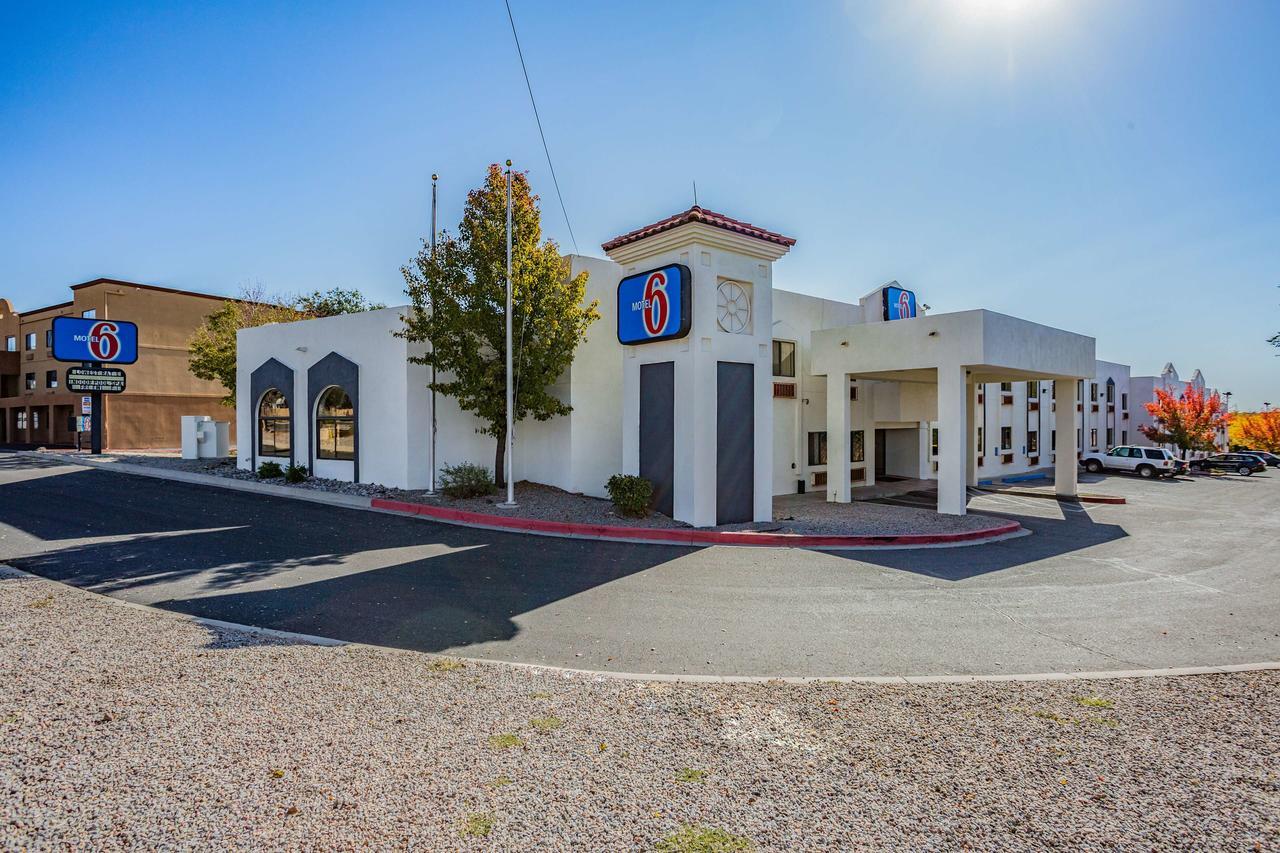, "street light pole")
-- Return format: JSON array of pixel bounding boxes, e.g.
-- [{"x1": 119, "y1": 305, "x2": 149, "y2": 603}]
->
[
  {"x1": 427, "y1": 173, "x2": 439, "y2": 495},
  {"x1": 500, "y1": 160, "x2": 517, "y2": 507}
]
